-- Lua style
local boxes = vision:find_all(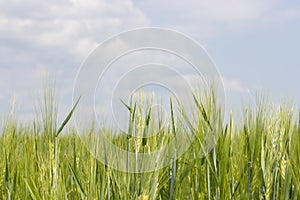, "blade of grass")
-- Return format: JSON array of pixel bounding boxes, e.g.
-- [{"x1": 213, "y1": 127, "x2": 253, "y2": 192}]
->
[
  {"x1": 56, "y1": 96, "x2": 81, "y2": 137},
  {"x1": 67, "y1": 159, "x2": 86, "y2": 198}
]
